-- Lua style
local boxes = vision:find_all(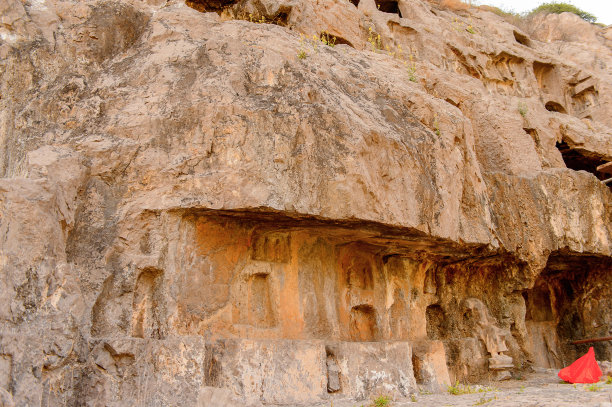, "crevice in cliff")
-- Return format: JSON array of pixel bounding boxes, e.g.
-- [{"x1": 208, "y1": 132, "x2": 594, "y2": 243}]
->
[
  {"x1": 319, "y1": 32, "x2": 355, "y2": 48},
  {"x1": 375, "y1": 0, "x2": 401, "y2": 16},
  {"x1": 186, "y1": 0, "x2": 238, "y2": 13},
  {"x1": 186, "y1": 0, "x2": 291, "y2": 26},
  {"x1": 545, "y1": 101, "x2": 567, "y2": 114},
  {"x1": 556, "y1": 140, "x2": 609, "y2": 183},
  {"x1": 513, "y1": 30, "x2": 531, "y2": 47},
  {"x1": 448, "y1": 45, "x2": 481, "y2": 79}
]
